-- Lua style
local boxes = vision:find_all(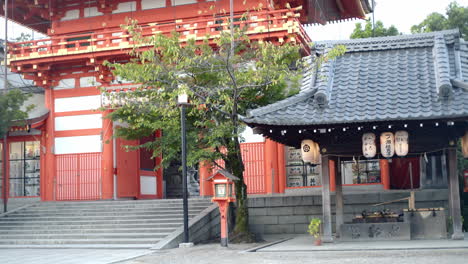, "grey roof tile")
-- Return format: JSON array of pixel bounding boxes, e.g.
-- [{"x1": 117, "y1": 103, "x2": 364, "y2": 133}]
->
[{"x1": 244, "y1": 30, "x2": 468, "y2": 127}]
